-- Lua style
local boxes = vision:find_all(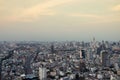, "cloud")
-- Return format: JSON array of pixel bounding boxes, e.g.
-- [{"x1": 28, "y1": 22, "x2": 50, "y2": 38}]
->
[
  {"x1": 112, "y1": 4, "x2": 120, "y2": 11},
  {"x1": 21, "y1": 0, "x2": 69, "y2": 17},
  {"x1": 0, "y1": 0, "x2": 73, "y2": 23},
  {"x1": 68, "y1": 12, "x2": 120, "y2": 24},
  {"x1": 1, "y1": 0, "x2": 120, "y2": 24},
  {"x1": 69, "y1": 13, "x2": 102, "y2": 19}
]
